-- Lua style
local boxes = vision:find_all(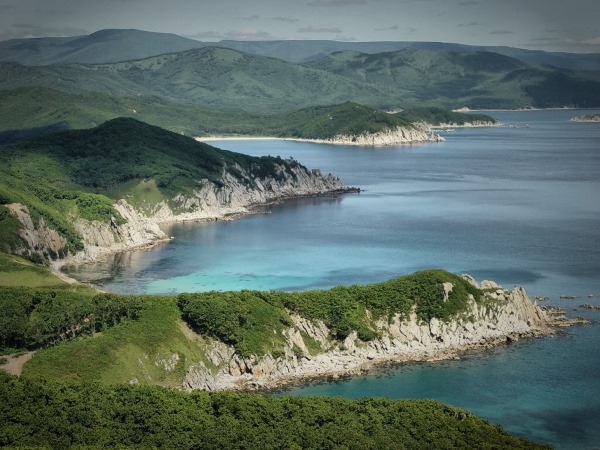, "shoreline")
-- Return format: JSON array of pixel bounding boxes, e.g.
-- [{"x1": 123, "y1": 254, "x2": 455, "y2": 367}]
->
[
  {"x1": 250, "y1": 317, "x2": 587, "y2": 393},
  {"x1": 51, "y1": 187, "x2": 360, "y2": 281},
  {"x1": 181, "y1": 285, "x2": 590, "y2": 393},
  {"x1": 263, "y1": 315, "x2": 585, "y2": 394}
]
